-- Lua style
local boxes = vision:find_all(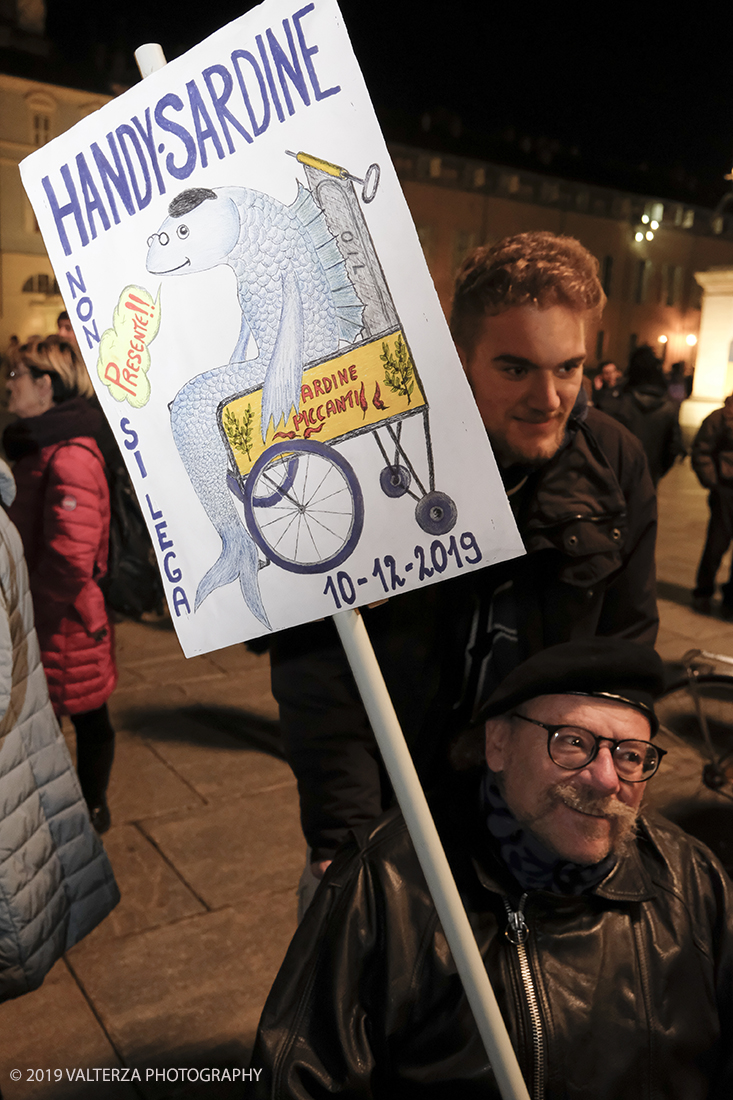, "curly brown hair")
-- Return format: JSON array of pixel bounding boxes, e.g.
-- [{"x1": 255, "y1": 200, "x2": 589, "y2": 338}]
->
[{"x1": 450, "y1": 231, "x2": 606, "y2": 351}]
